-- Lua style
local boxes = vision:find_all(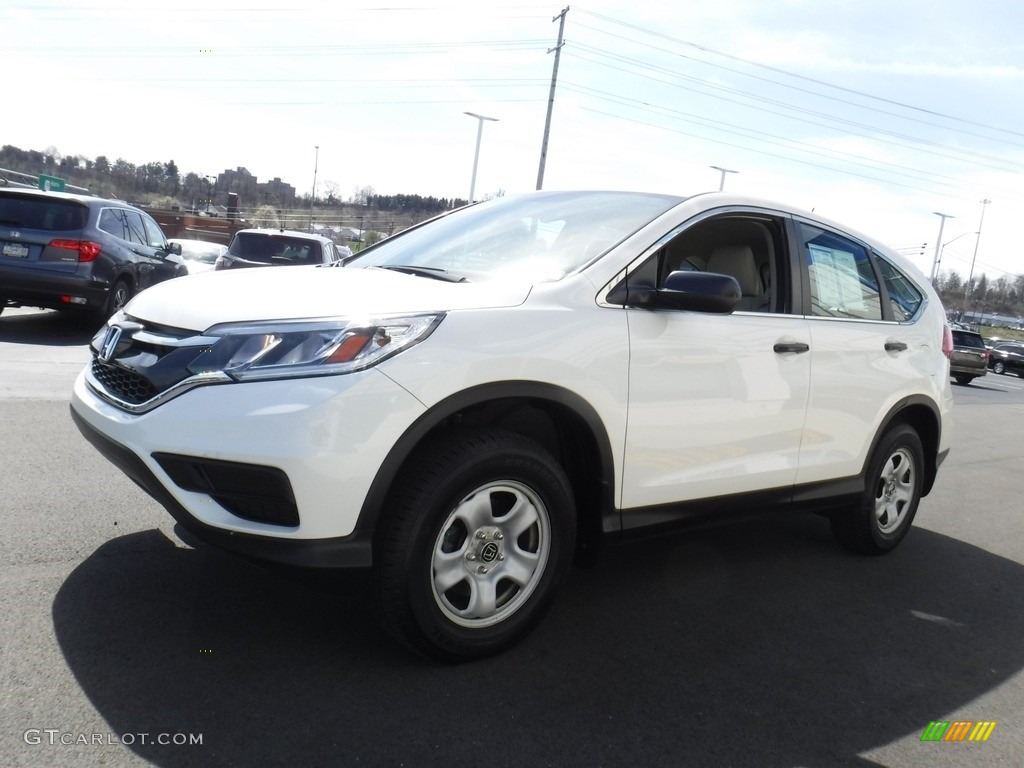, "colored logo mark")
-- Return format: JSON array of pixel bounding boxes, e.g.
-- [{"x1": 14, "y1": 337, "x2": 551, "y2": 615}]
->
[{"x1": 920, "y1": 720, "x2": 997, "y2": 742}]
